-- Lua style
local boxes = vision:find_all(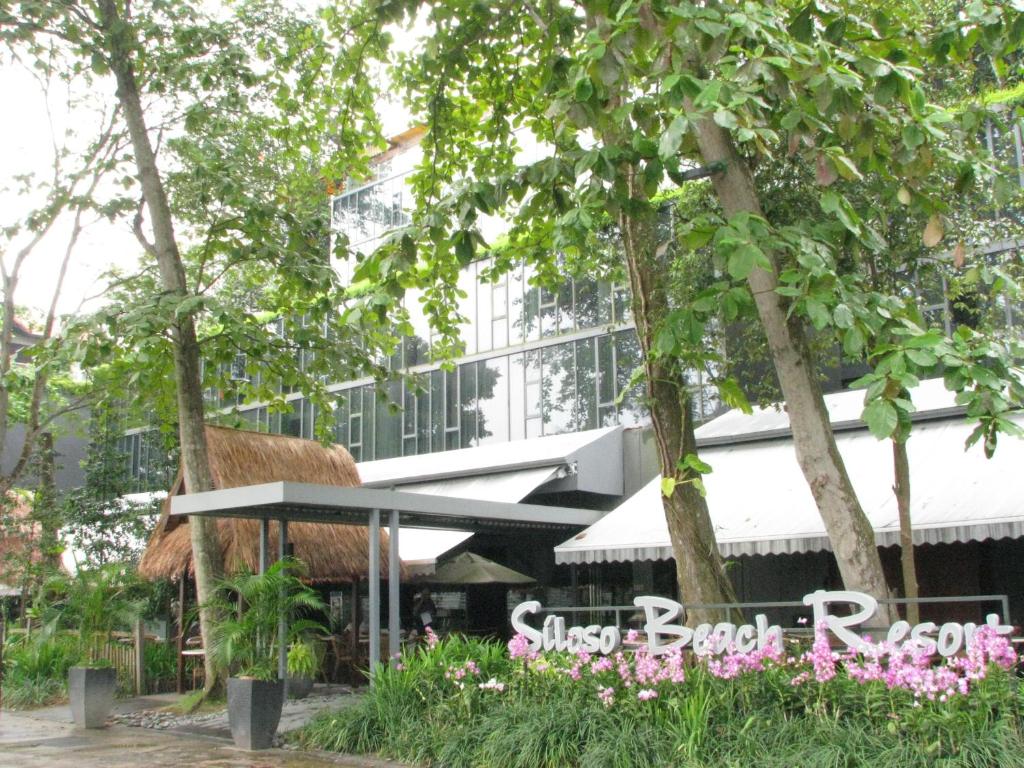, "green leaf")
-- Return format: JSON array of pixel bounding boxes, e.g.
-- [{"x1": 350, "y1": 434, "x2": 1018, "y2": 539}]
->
[
  {"x1": 906, "y1": 348, "x2": 938, "y2": 367},
  {"x1": 658, "y1": 116, "x2": 688, "y2": 160},
  {"x1": 661, "y1": 477, "x2": 677, "y2": 498},
  {"x1": 714, "y1": 109, "x2": 738, "y2": 130},
  {"x1": 863, "y1": 399, "x2": 898, "y2": 439},
  {"x1": 694, "y1": 80, "x2": 722, "y2": 109},
  {"x1": 679, "y1": 453, "x2": 713, "y2": 474},
  {"x1": 727, "y1": 244, "x2": 765, "y2": 280},
  {"x1": 717, "y1": 378, "x2": 752, "y2": 414},
  {"x1": 804, "y1": 298, "x2": 831, "y2": 330},
  {"x1": 843, "y1": 326, "x2": 865, "y2": 357},
  {"x1": 833, "y1": 304, "x2": 854, "y2": 329}
]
